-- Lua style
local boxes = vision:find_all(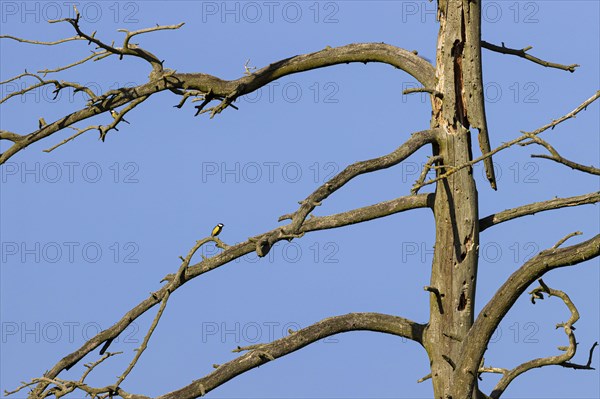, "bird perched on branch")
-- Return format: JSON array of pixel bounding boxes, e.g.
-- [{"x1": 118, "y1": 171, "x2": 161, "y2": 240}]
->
[
  {"x1": 110, "y1": 109, "x2": 130, "y2": 124},
  {"x1": 211, "y1": 223, "x2": 224, "y2": 237}
]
